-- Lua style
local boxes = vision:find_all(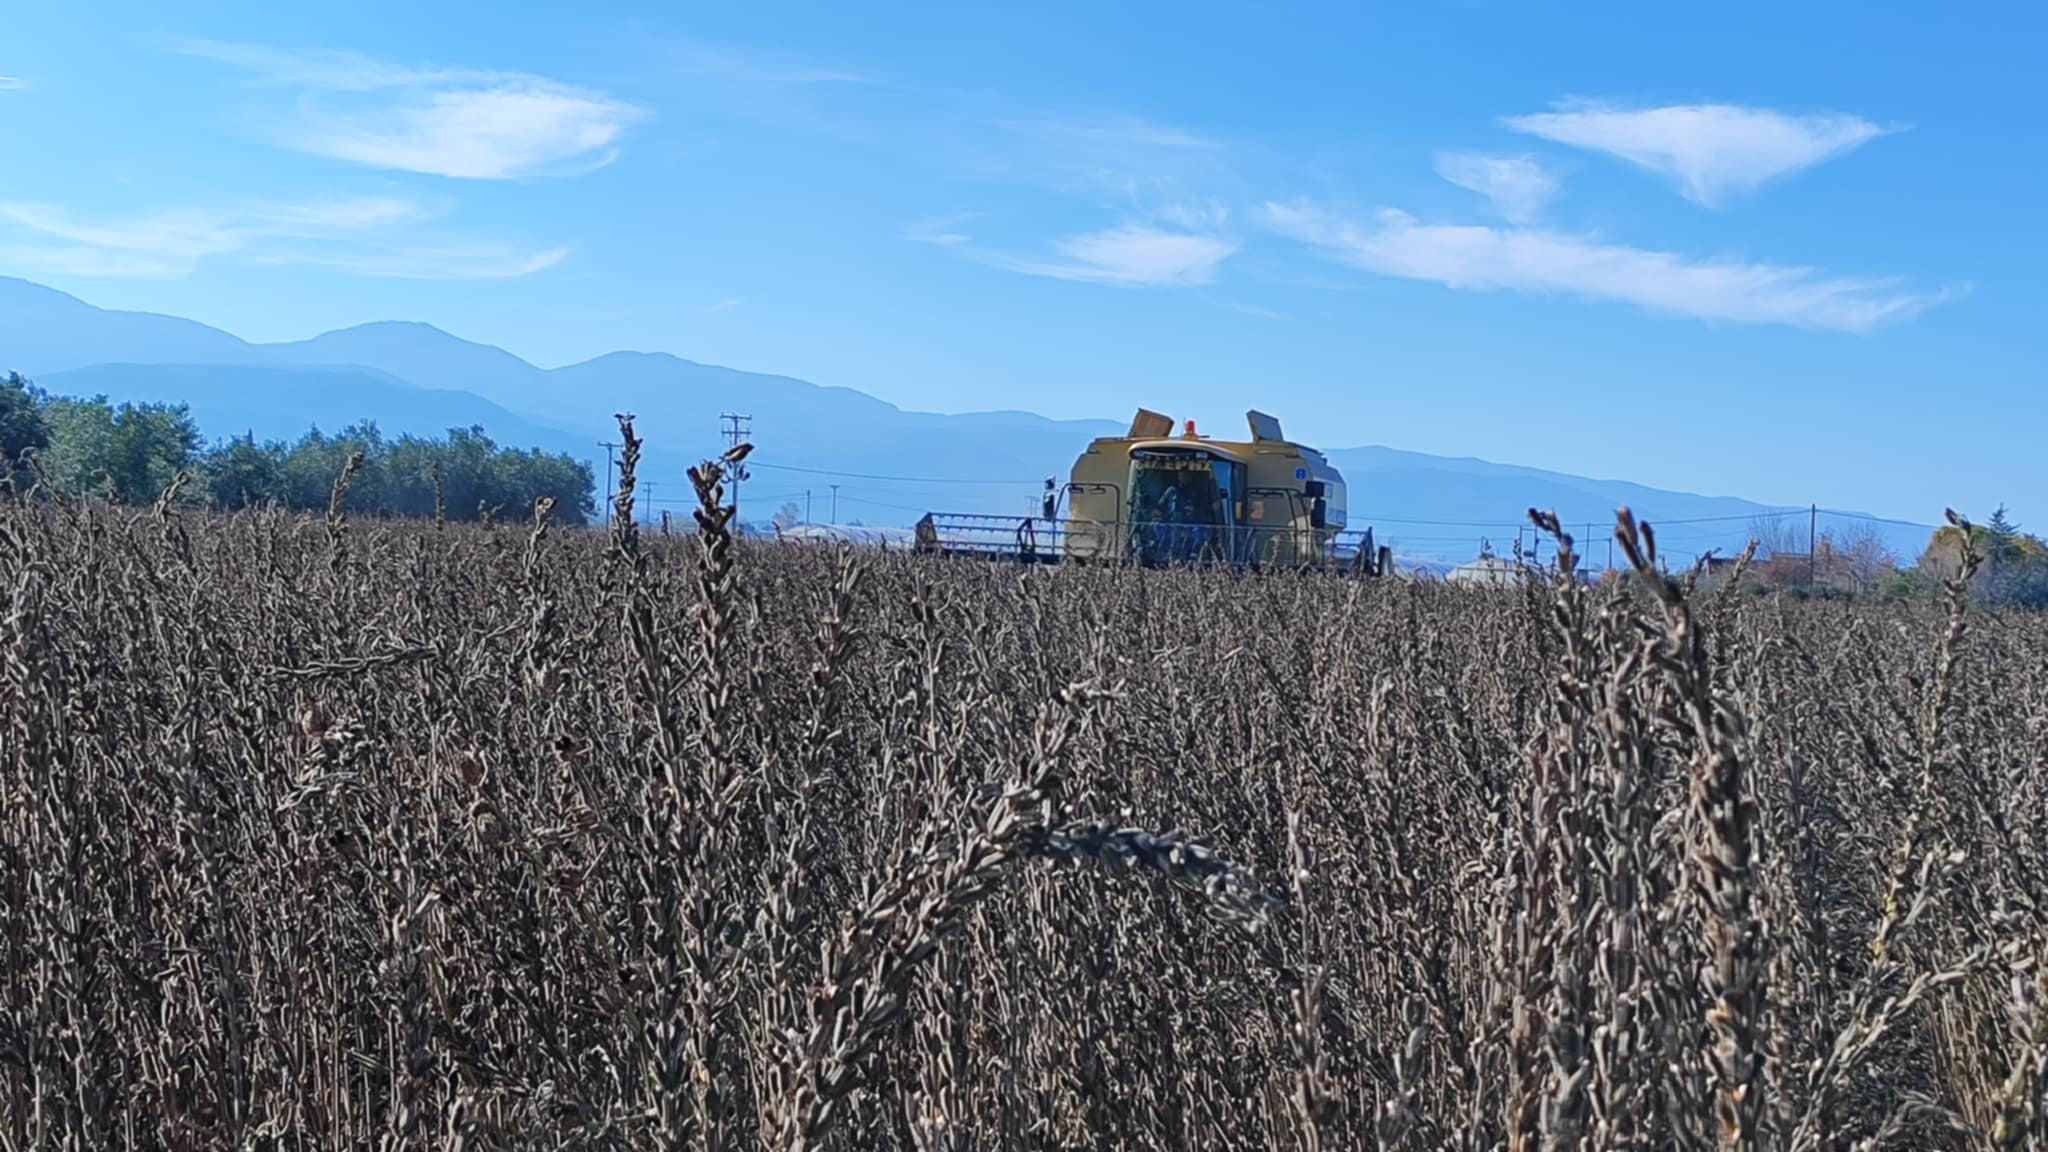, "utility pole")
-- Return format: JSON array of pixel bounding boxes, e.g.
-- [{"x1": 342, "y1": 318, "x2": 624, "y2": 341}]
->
[
  {"x1": 720, "y1": 412, "x2": 752, "y2": 526},
  {"x1": 1809, "y1": 503, "x2": 1818, "y2": 589},
  {"x1": 599, "y1": 440, "x2": 619, "y2": 510},
  {"x1": 830, "y1": 484, "x2": 839, "y2": 525},
  {"x1": 805, "y1": 489, "x2": 812, "y2": 525},
  {"x1": 645, "y1": 483, "x2": 655, "y2": 527}
]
